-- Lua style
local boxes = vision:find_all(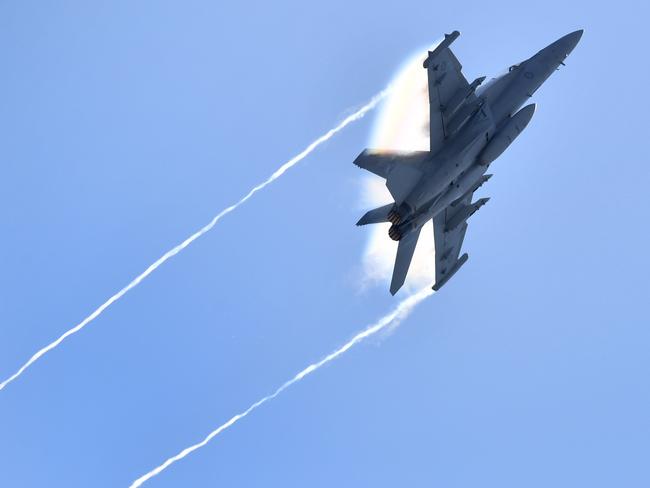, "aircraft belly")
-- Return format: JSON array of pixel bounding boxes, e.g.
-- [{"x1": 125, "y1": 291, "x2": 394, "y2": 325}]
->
[{"x1": 403, "y1": 172, "x2": 447, "y2": 212}]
